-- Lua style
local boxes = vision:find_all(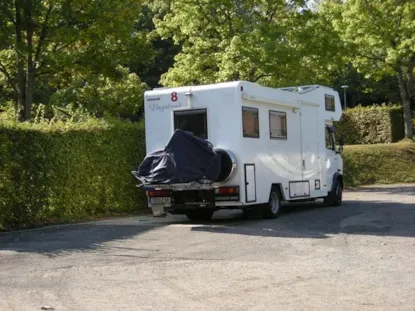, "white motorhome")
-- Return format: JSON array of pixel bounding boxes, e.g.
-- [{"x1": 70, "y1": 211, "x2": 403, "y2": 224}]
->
[{"x1": 140, "y1": 80, "x2": 344, "y2": 221}]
